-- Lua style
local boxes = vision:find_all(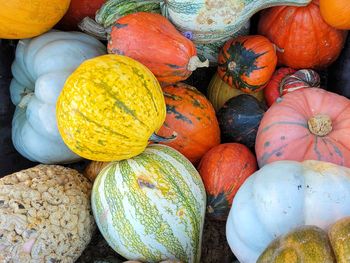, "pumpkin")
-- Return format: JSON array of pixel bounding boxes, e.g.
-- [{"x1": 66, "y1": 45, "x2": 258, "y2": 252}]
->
[
  {"x1": 320, "y1": 0, "x2": 350, "y2": 29},
  {"x1": 207, "y1": 72, "x2": 264, "y2": 112},
  {"x1": 218, "y1": 35, "x2": 277, "y2": 93},
  {"x1": 0, "y1": 1, "x2": 70, "y2": 39},
  {"x1": 226, "y1": 160, "x2": 350, "y2": 263},
  {"x1": 328, "y1": 35, "x2": 350, "y2": 98},
  {"x1": 258, "y1": 1, "x2": 348, "y2": 69},
  {"x1": 56, "y1": 54, "x2": 167, "y2": 162},
  {"x1": 84, "y1": 161, "x2": 110, "y2": 182},
  {"x1": 57, "y1": 0, "x2": 106, "y2": 30},
  {"x1": 91, "y1": 144, "x2": 206, "y2": 263},
  {"x1": 257, "y1": 217, "x2": 350, "y2": 262},
  {"x1": 255, "y1": 88, "x2": 350, "y2": 168},
  {"x1": 10, "y1": 31, "x2": 106, "y2": 164},
  {"x1": 217, "y1": 94, "x2": 267, "y2": 149},
  {"x1": 0, "y1": 40, "x2": 34, "y2": 176},
  {"x1": 160, "y1": 0, "x2": 311, "y2": 45},
  {"x1": 264, "y1": 68, "x2": 321, "y2": 107},
  {"x1": 197, "y1": 143, "x2": 257, "y2": 221},
  {"x1": 157, "y1": 83, "x2": 220, "y2": 164}
]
